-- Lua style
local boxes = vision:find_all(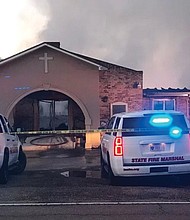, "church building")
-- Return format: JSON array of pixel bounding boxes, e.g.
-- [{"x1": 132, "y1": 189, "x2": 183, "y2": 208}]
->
[{"x1": 0, "y1": 42, "x2": 143, "y2": 148}]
